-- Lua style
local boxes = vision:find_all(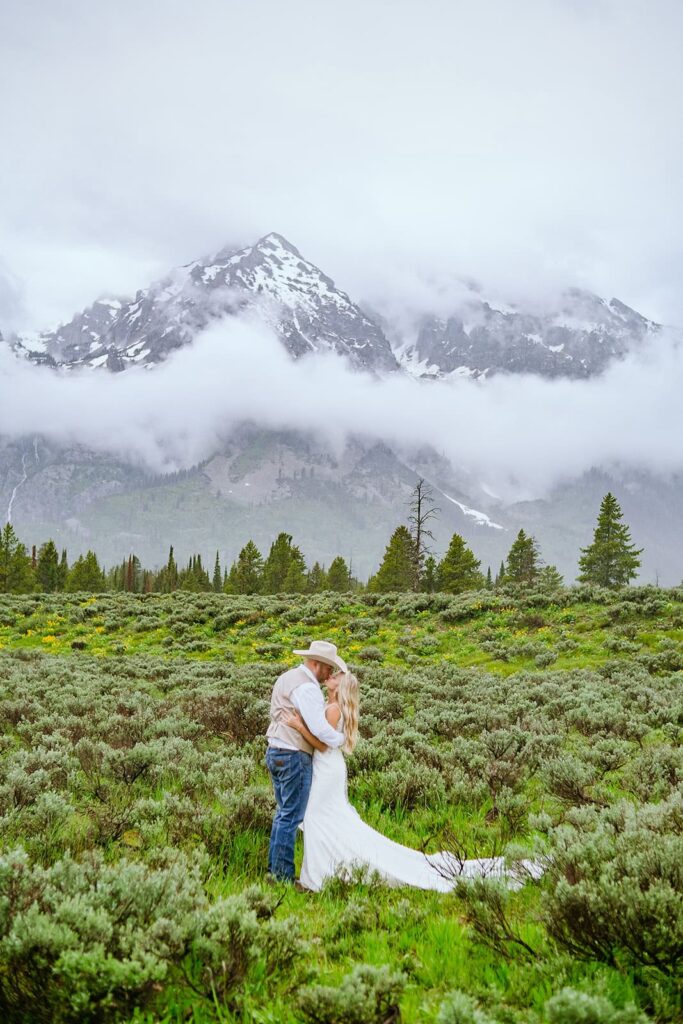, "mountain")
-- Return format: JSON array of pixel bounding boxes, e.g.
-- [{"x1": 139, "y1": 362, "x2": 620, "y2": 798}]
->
[
  {"x1": 384, "y1": 287, "x2": 661, "y2": 380},
  {"x1": 2, "y1": 233, "x2": 678, "y2": 583},
  {"x1": 9, "y1": 233, "x2": 398, "y2": 375},
  {"x1": 3, "y1": 430, "x2": 680, "y2": 583},
  {"x1": 0, "y1": 430, "x2": 511, "y2": 580},
  {"x1": 6, "y1": 233, "x2": 663, "y2": 379}
]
